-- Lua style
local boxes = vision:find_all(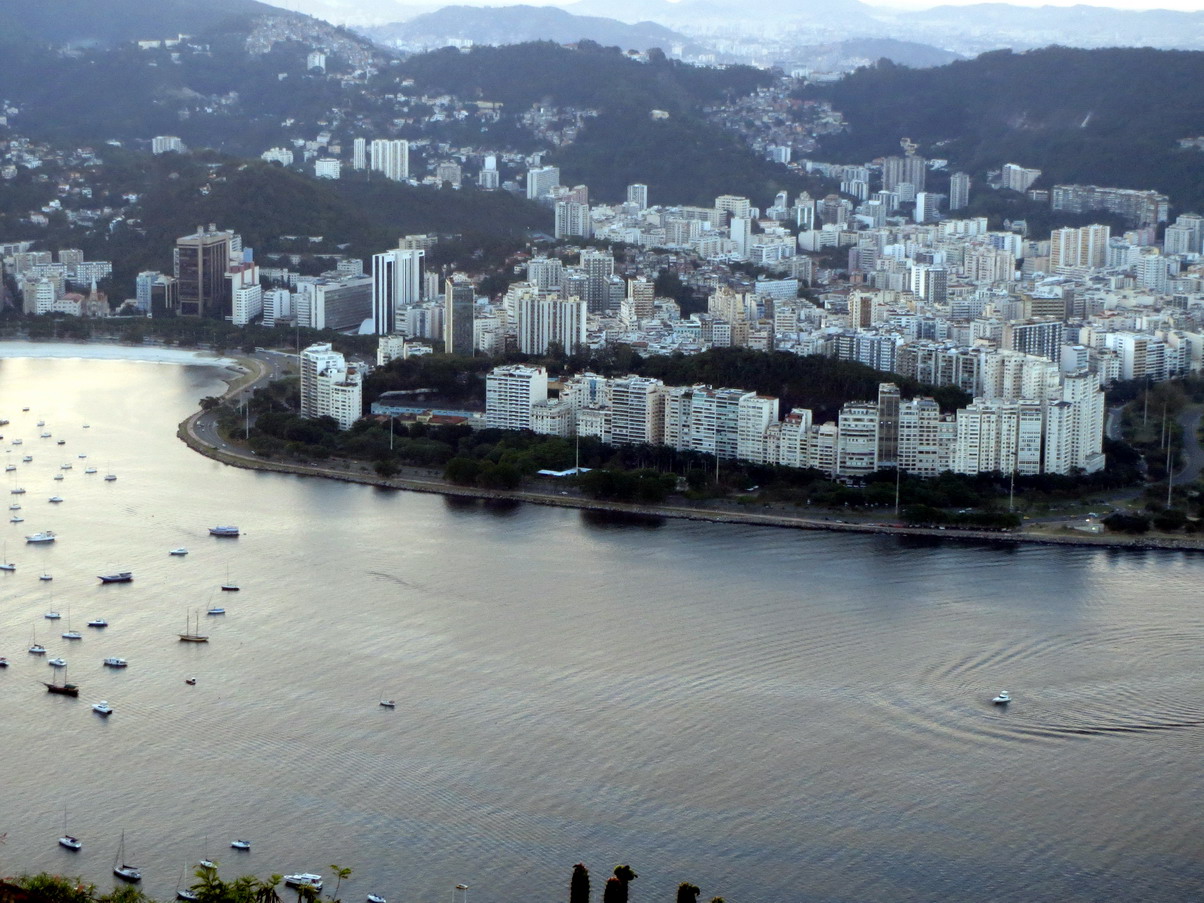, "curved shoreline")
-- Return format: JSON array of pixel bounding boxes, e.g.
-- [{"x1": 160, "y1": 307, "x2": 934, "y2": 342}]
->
[
  {"x1": 175, "y1": 355, "x2": 1204, "y2": 554},
  {"x1": 0, "y1": 339, "x2": 1194, "y2": 553}
]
